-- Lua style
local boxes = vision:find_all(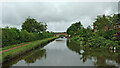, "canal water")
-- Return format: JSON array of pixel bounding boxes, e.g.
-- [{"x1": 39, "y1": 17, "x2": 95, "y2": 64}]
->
[{"x1": 2, "y1": 38, "x2": 120, "y2": 67}]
